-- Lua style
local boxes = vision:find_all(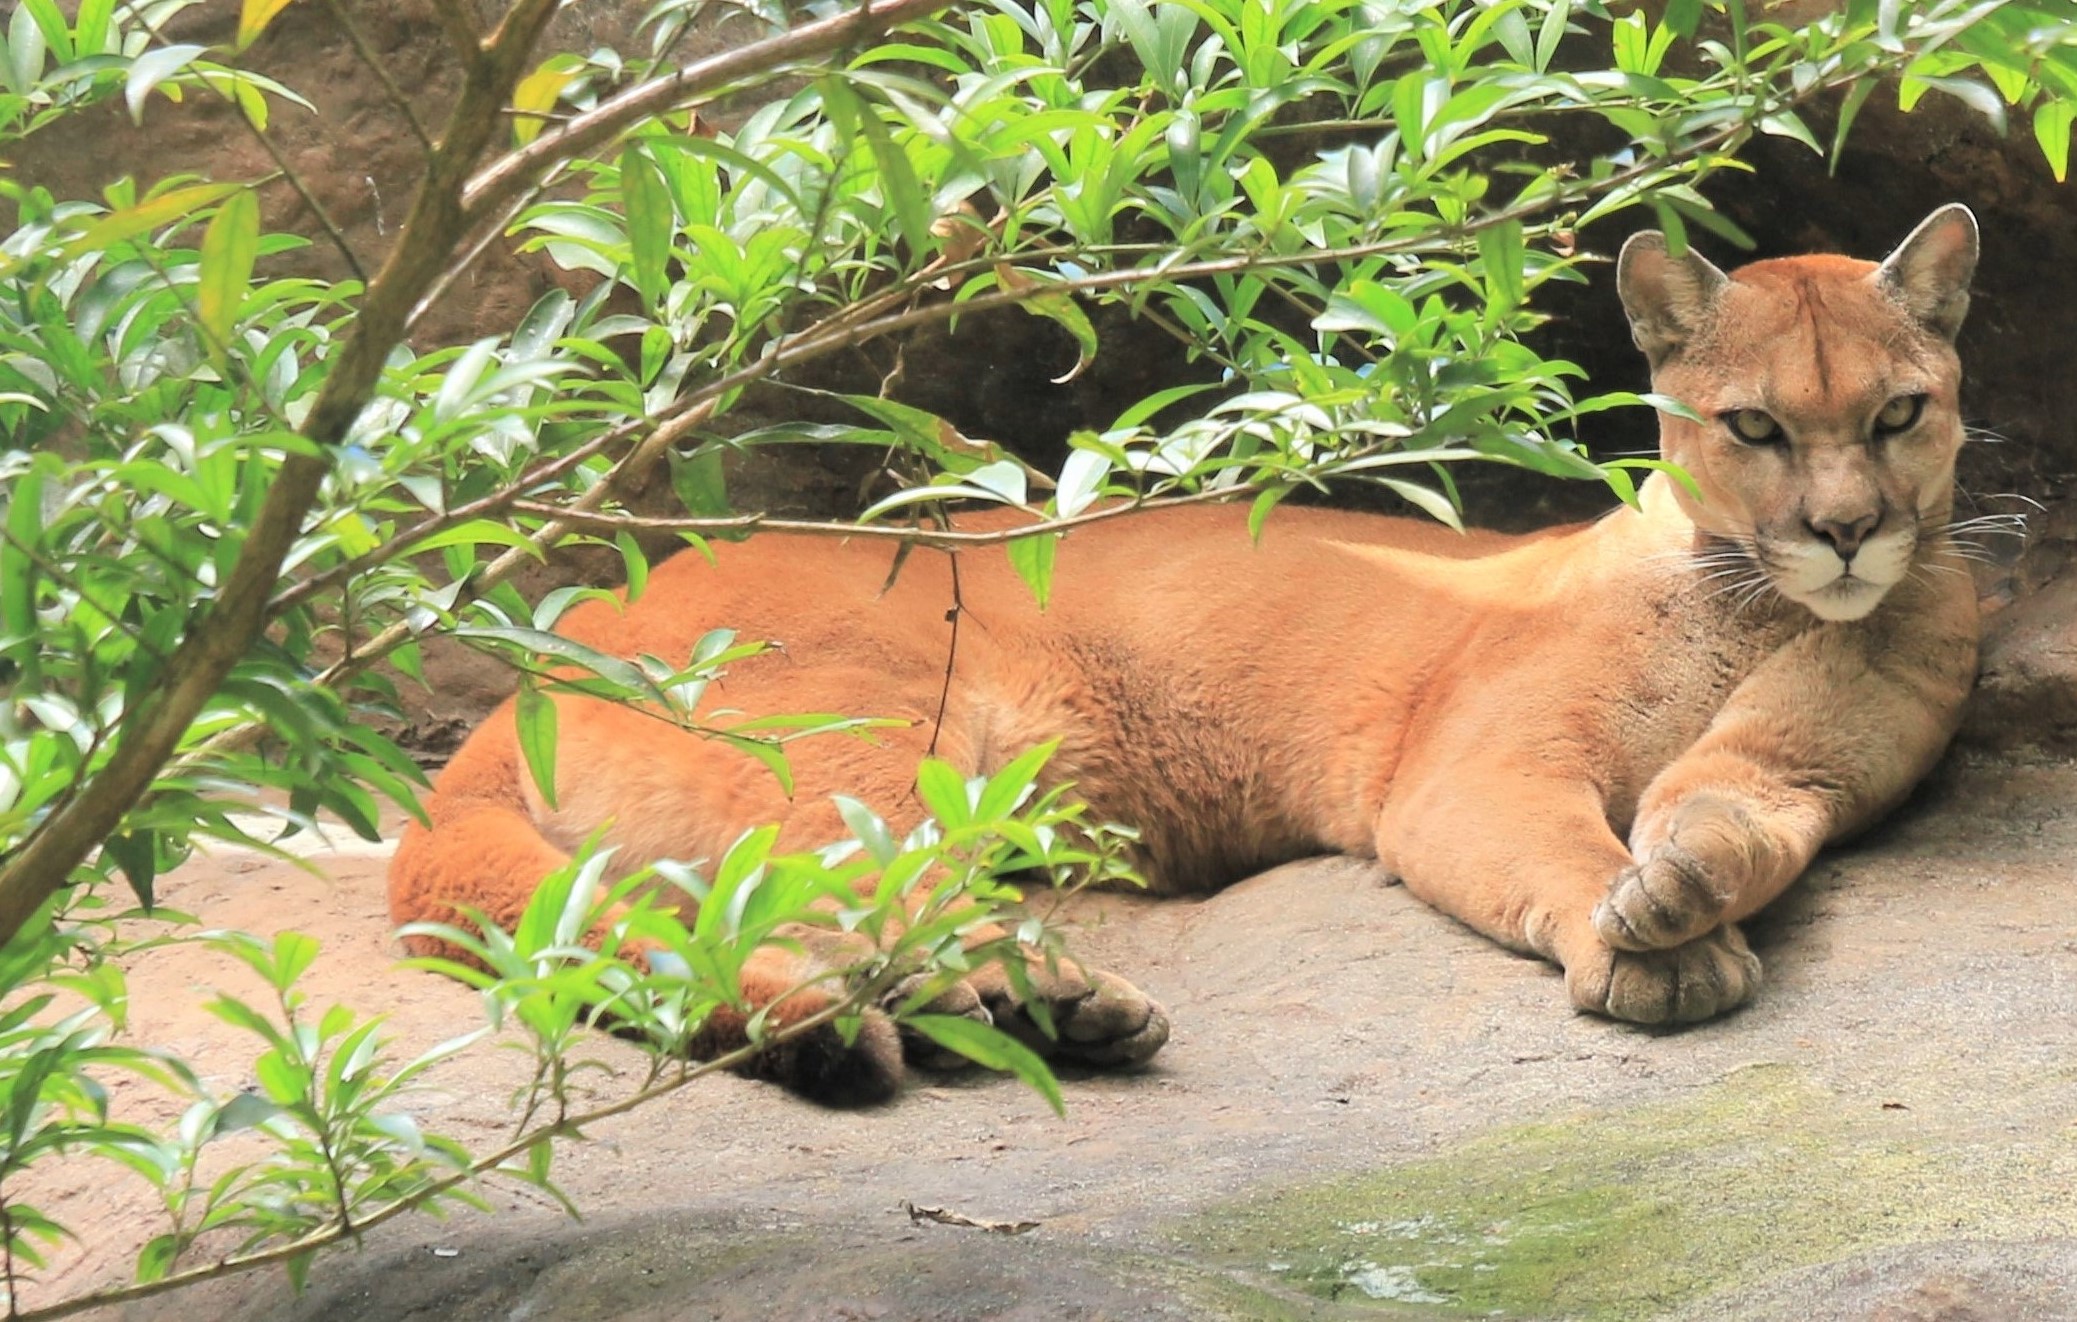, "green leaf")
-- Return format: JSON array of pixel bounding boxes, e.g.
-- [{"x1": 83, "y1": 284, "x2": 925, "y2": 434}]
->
[
  {"x1": 1650, "y1": 197, "x2": 1689, "y2": 258},
  {"x1": 515, "y1": 684, "x2": 559, "y2": 811},
  {"x1": 1829, "y1": 79, "x2": 1877, "y2": 172},
  {"x1": 1, "y1": 464, "x2": 43, "y2": 640},
  {"x1": 1055, "y1": 447, "x2": 1112, "y2": 518},
  {"x1": 1477, "y1": 219, "x2": 1525, "y2": 312},
  {"x1": 906, "y1": 1015, "x2": 1064, "y2": 1117},
  {"x1": 1005, "y1": 533, "x2": 1057, "y2": 609},
  {"x1": 1111, "y1": 382, "x2": 1218, "y2": 431},
  {"x1": 273, "y1": 931, "x2": 320, "y2": 988},
  {"x1": 2035, "y1": 100, "x2": 2074, "y2": 182},
  {"x1": 974, "y1": 740, "x2": 1056, "y2": 822},
  {"x1": 1248, "y1": 485, "x2": 1292, "y2": 540},
  {"x1": 213, "y1": 1090, "x2": 285, "y2": 1134},
  {"x1": 102, "y1": 833, "x2": 156, "y2": 909},
  {"x1": 965, "y1": 460, "x2": 1027, "y2": 505},
  {"x1": 197, "y1": 190, "x2": 260, "y2": 361},
  {"x1": 1661, "y1": 0, "x2": 1702, "y2": 38},
  {"x1": 137, "y1": 1234, "x2": 181, "y2": 1284},
  {"x1": 915, "y1": 758, "x2": 971, "y2": 829},
  {"x1": 73, "y1": 0, "x2": 115, "y2": 56},
  {"x1": 1376, "y1": 477, "x2": 1463, "y2": 531},
  {"x1": 1900, "y1": 75, "x2": 2006, "y2": 134},
  {"x1": 1005, "y1": 275, "x2": 1098, "y2": 384},
  {"x1": 124, "y1": 44, "x2": 205, "y2": 123},
  {"x1": 669, "y1": 448, "x2": 729, "y2": 518},
  {"x1": 833, "y1": 796, "x2": 897, "y2": 866},
  {"x1": 58, "y1": 182, "x2": 243, "y2": 261},
  {"x1": 616, "y1": 531, "x2": 649, "y2": 604},
  {"x1": 620, "y1": 145, "x2": 674, "y2": 308},
  {"x1": 399, "y1": 519, "x2": 546, "y2": 561},
  {"x1": 854, "y1": 93, "x2": 931, "y2": 256},
  {"x1": 6, "y1": 5, "x2": 47, "y2": 94}
]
